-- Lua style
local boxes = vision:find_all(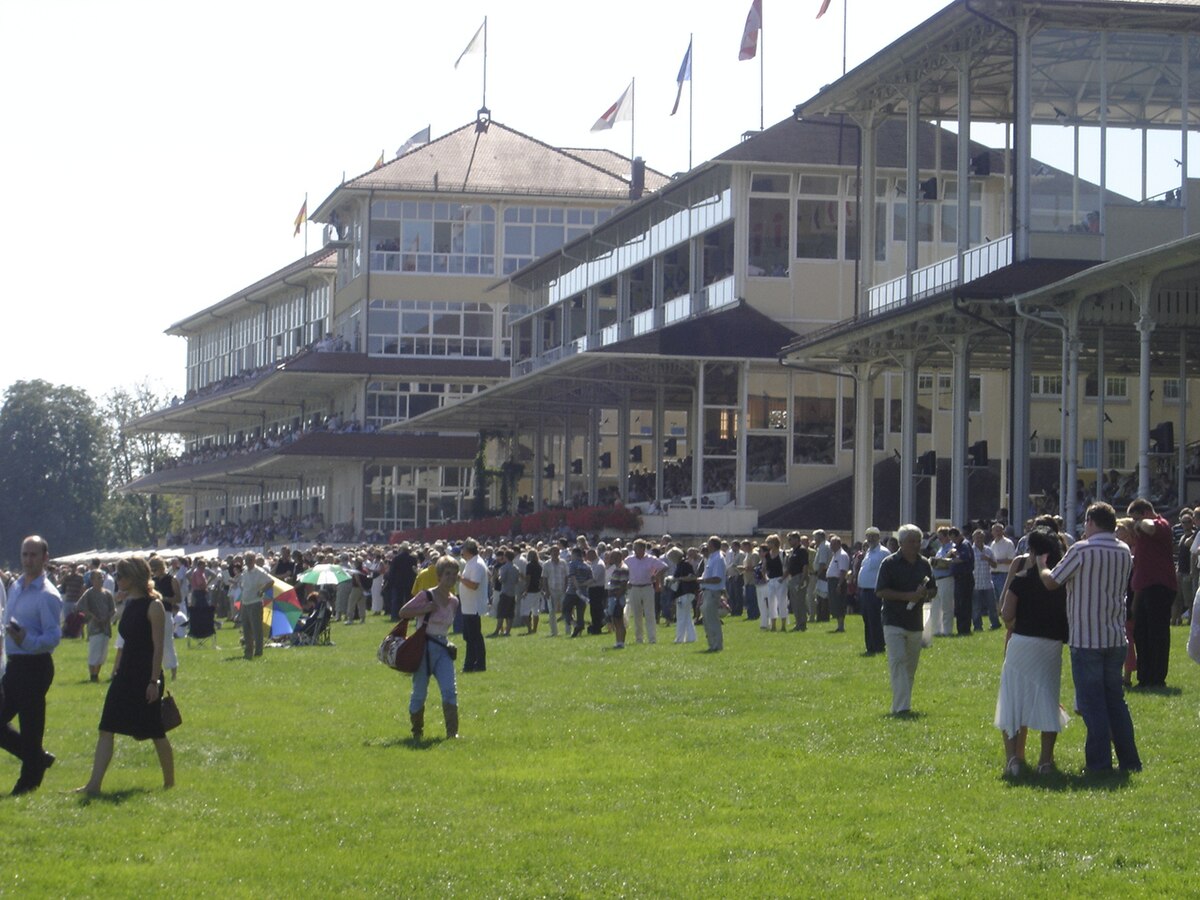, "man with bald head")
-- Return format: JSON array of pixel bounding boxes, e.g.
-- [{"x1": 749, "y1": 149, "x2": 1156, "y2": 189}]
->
[{"x1": 1, "y1": 536, "x2": 63, "y2": 794}]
